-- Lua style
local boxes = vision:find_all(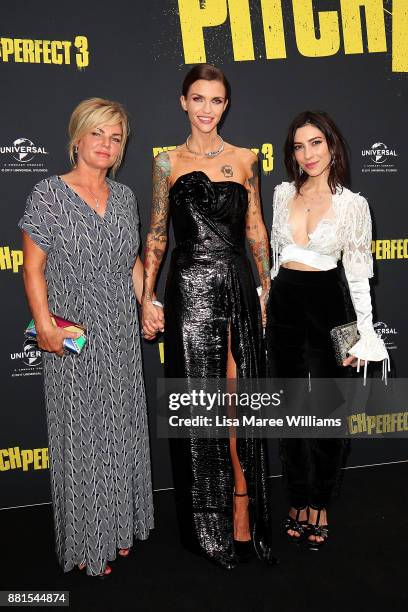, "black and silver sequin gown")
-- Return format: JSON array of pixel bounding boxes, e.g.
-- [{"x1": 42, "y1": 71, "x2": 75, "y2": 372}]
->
[{"x1": 164, "y1": 171, "x2": 272, "y2": 564}]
